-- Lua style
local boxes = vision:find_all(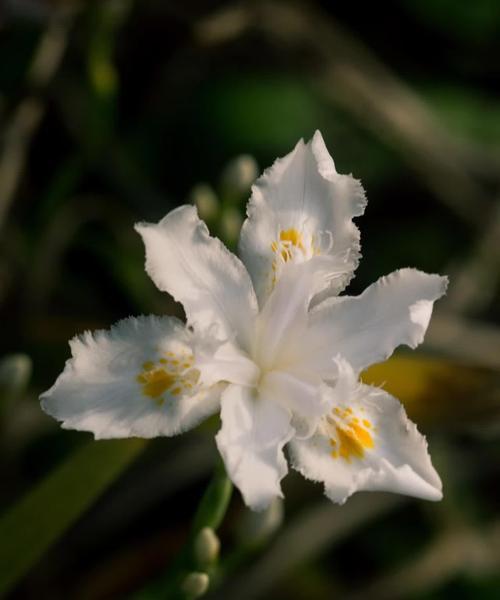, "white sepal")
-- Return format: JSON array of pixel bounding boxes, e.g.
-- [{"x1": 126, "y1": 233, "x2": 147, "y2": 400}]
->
[
  {"x1": 41, "y1": 316, "x2": 222, "y2": 439},
  {"x1": 290, "y1": 359, "x2": 442, "y2": 504}
]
